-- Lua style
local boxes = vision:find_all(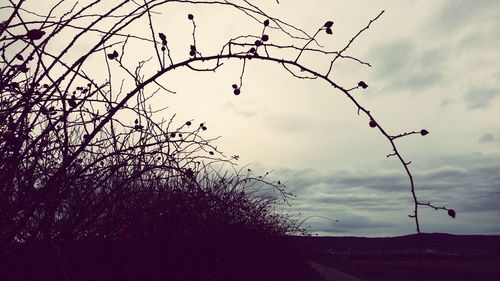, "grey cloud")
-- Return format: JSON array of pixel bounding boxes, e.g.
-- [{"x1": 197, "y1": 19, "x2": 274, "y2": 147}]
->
[
  {"x1": 402, "y1": 156, "x2": 500, "y2": 215},
  {"x1": 275, "y1": 152, "x2": 500, "y2": 235},
  {"x1": 402, "y1": 72, "x2": 443, "y2": 91},
  {"x1": 440, "y1": 97, "x2": 456, "y2": 108},
  {"x1": 460, "y1": 189, "x2": 500, "y2": 212},
  {"x1": 371, "y1": 40, "x2": 414, "y2": 78},
  {"x1": 368, "y1": 40, "x2": 446, "y2": 93},
  {"x1": 425, "y1": 0, "x2": 500, "y2": 61},
  {"x1": 419, "y1": 48, "x2": 449, "y2": 68},
  {"x1": 336, "y1": 173, "x2": 407, "y2": 193},
  {"x1": 478, "y1": 131, "x2": 500, "y2": 147},
  {"x1": 419, "y1": 167, "x2": 469, "y2": 186},
  {"x1": 463, "y1": 86, "x2": 500, "y2": 110},
  {"x1": 479, "y1": 133, "x2": 495, "y2": 144},
  {"x1": 309, "y1": 215, "x2": 395, "y2": 234},
  {"x1": 299, "y1": 192, "x2": 408, "y2": 212},
  {"x1": 369, "y1": 1, "x2": 499, "y2": 100},
  {"x1": 431, "y1": 1, "x2": 500, "y2": 35}
]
